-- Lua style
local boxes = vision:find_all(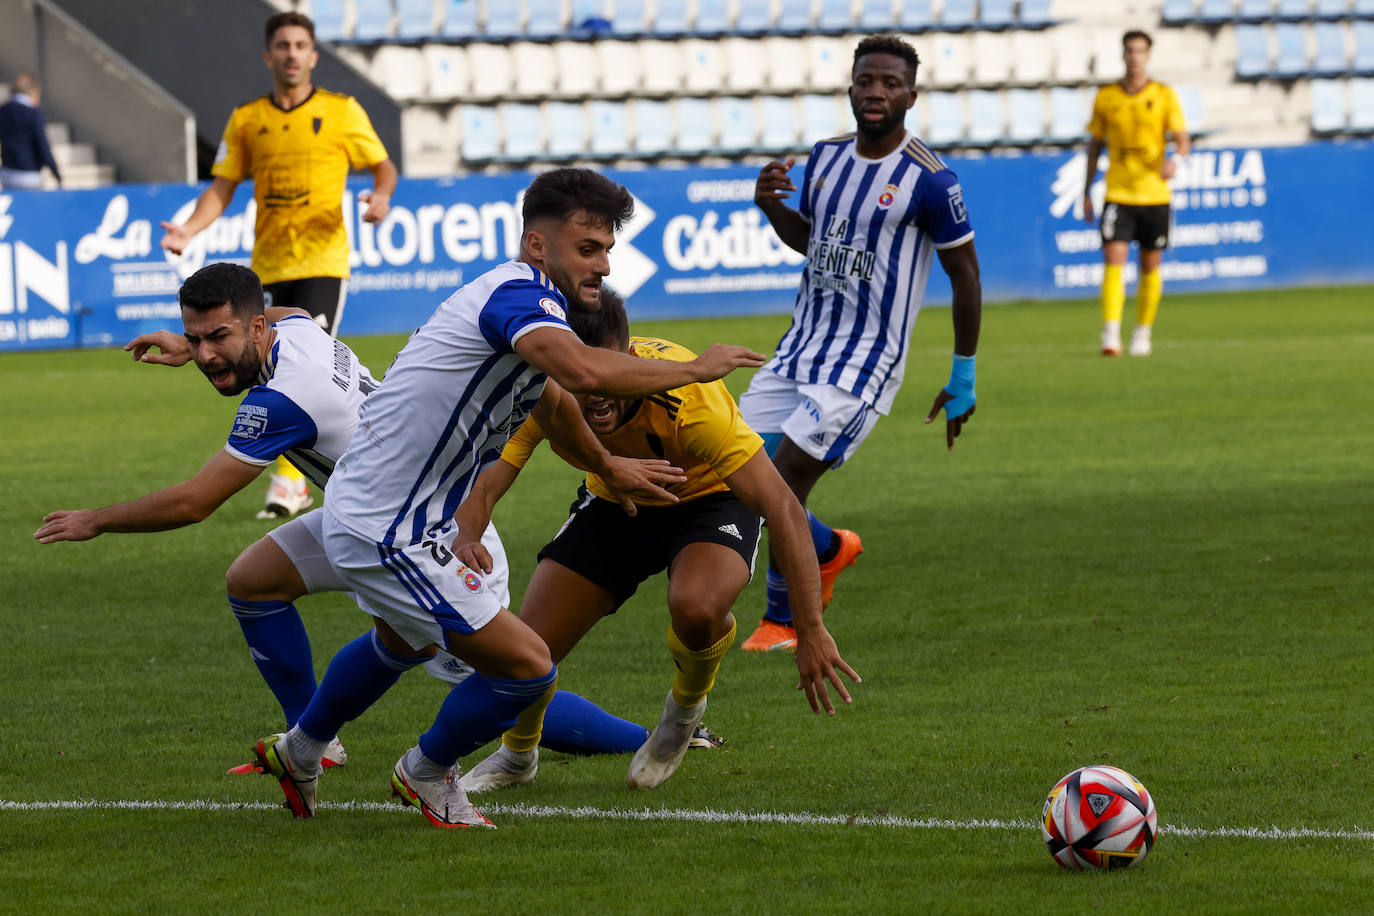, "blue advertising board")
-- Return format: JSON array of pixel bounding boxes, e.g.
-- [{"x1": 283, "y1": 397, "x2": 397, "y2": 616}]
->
[{"x1": 0, "y1": 140, "x2": 1369, "y2": 352}]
